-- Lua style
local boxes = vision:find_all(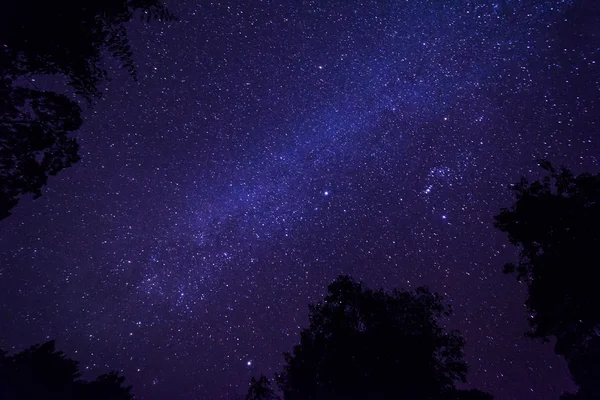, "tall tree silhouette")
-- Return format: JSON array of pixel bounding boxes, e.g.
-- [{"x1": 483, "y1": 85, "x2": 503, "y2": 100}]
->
[
  {"x1": 0, "y1": 0, "x2": 175, "y2": 220},
  {"x1": 276, "y1": 275, "x2": 491, "y2": 400},
  {"x1": 246, "y1": 375, "x2": 280, "y2": 400},
  {"x1": 494, "y1": 160, "x2": 600, "y2": 399},
  {"x1": 0, "y1": 340, "x2": 133, "y2": 399}
]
